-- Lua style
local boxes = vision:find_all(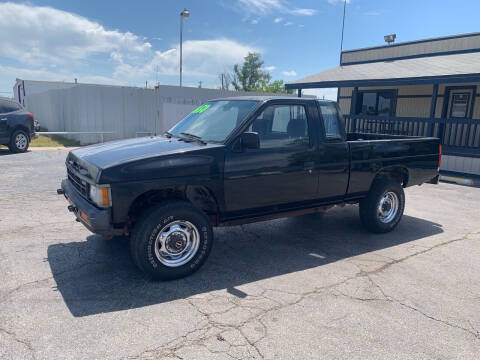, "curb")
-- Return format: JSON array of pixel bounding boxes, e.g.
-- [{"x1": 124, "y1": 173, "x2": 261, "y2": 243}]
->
[{"x1": 439, "y1": 175, "x2": 479, "y2": 187}]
